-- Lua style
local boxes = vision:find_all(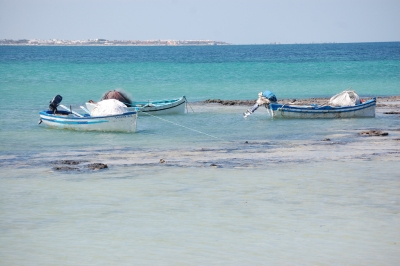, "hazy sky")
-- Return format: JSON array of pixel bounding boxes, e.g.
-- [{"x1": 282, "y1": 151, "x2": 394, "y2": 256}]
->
[{"x1": 0, "y1": 0, "x2": 399, "y2": 44}]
